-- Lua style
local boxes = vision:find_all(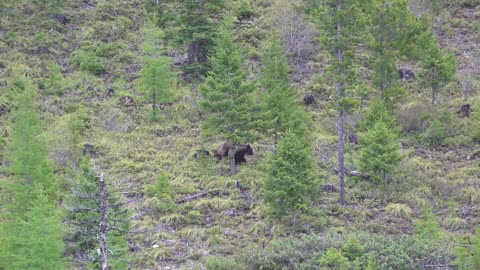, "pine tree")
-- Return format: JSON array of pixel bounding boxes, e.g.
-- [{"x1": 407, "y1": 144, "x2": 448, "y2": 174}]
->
[
  {"x1": 365, "y1": 253, "x2": 378, "y2": 270},
  {"x1": 318, "y1": 248, "x2": 351, "y2": 270},
  {"x1": 9, "y1": 83, "x2": 57, "y2": 198},
  {"x1": 199, "y1": 20, "x2": 257, "y2": 174},
  {"x1": 0, "y1": 188, "x2": 65, "y2": 269},
  {"x1": 0, "y1": 80, "x2": 64, "y2": 270},
  {"x1": 144, "y1": 171, "x2": 176, "y2": 215},
  {"x1": 414, "y1": 207, "x2": 441, "y2": 239},
  {"x1": 471, "y1": 228, "x2": 480, "y2": 269},
  {"x1": 360, "y1": 98, "x2": 397, "y2": 132},
  {"x1": 315, "y1": 0, "x2": 369, "y2": 205},
  {"x1": 342, "y1": 236, "x2": 364, "y2": 261},
  {"x1": 420, "y1": 38, "x2": 456, "y2": 105},
  {"x1": 358, "y1": 121, "x2": 401, "y2": 185},
  {"x1": 65, "y1": 158, "x2": 129, "y2": 269},
  {"x1": 177, "y1": 0, "x2": 225, "y2": 77},
  {"x1": 259, "y1": 36, "x2": 306, "y2": 145},
  {"x1": 262, "y1": 132, "x2": 317, "y2": 227},
  {"x1": 369, "y1": 0, "x2": 426, "y2": 108},
  {"x1": 453, "y1": 245, "x2": 470, "y2": 270},
  {"x1": 138, "y1": 26, "x2": 175, "y2": 121}
]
